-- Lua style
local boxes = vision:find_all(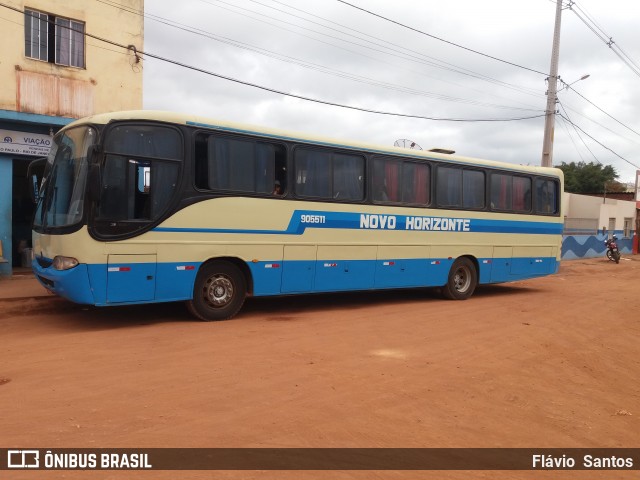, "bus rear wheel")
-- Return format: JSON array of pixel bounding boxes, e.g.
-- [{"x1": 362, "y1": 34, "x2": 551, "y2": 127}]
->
[
  {"x1": 187, "y1": 261, "x2": 246, "y2": 321},
  {"x1": 442, "y1": 257, "x2": 477, "y2": 300}
]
